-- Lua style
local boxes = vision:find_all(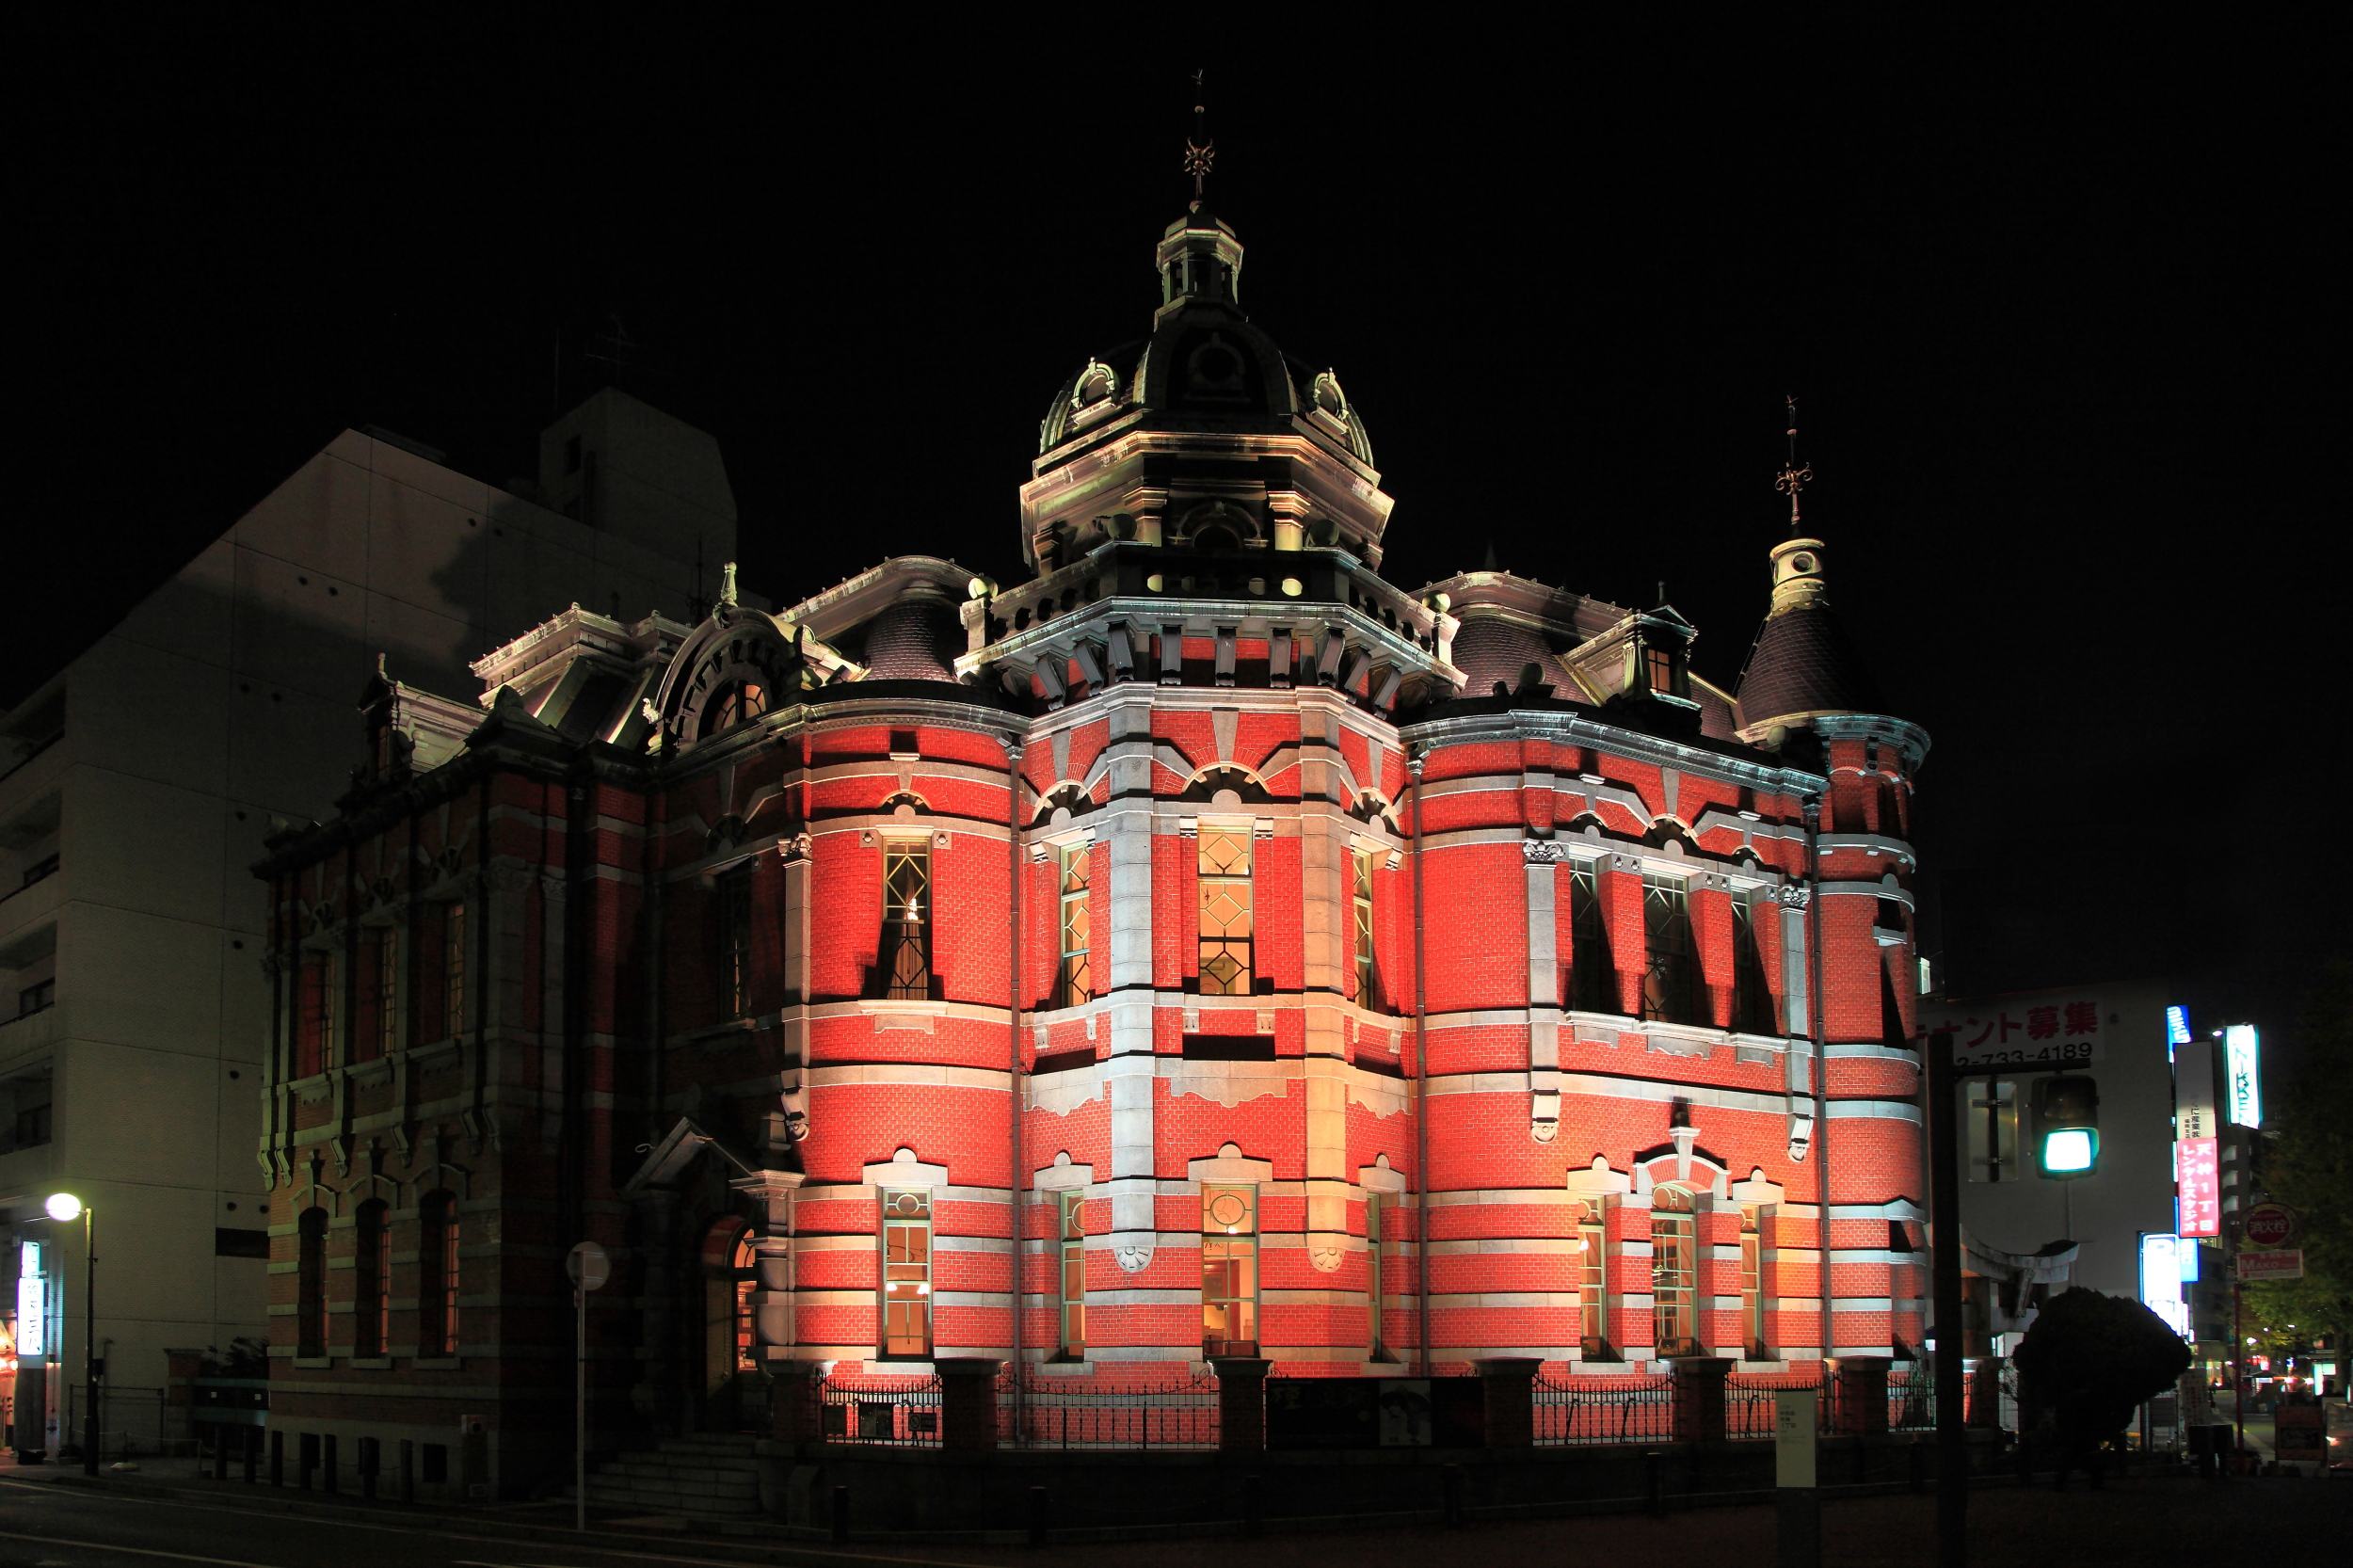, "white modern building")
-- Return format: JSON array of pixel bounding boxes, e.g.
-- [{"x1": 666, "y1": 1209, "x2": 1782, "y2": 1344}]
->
[{"x1": 1, "y1": 389, "x2": 739, "y2": 1454}]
